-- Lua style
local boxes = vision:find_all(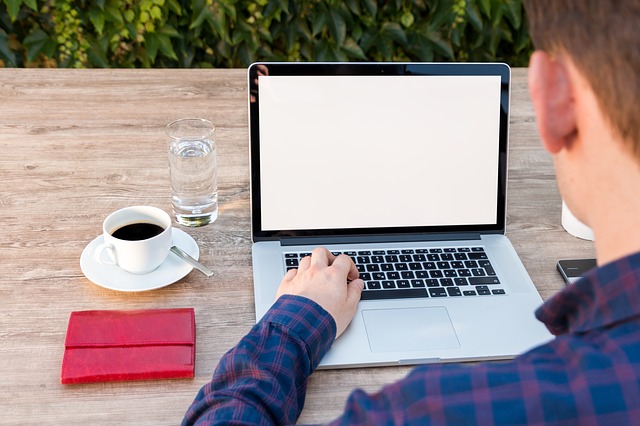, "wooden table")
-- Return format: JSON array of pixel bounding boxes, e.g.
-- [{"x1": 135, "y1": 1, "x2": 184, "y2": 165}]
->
[{"x1": 0, "y1": 68, "x2": 595, "y2": 425}]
